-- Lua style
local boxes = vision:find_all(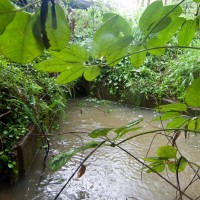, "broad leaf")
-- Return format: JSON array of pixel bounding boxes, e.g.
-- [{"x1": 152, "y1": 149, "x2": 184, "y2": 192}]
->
[
  {"x1": 103, "y1": 13, "x2": 116, "y2": 22},
  {"x1": 166, "y1": 117, "x2": 188, "y2": 129},
  {"x1": 115, "y1": 127, "x2": 141, "y2": 139},
  {"x1": 153, "y1": 112, "x2": 181, "y2": 121},
  {"x1": 156, "y1": 103, "x2": 187, "y2": 112},
  {"x1": 89, "y1": 128, "x2": 113, "y2": 138},
  {"x1": 158, "y1": 17, "x2": 185, "y2": 43},
  {"x1": 161, "y1": 5, "x2": 183, "y2": 17},
  {"x1": 168, "y1": 157, "x2": 187, "y2": 172},
  {"x1": 48, "y1": 141, "x2": 101, "y2": 171},
  {"x1": 106, "y1": 36, "x2": 133, "y2": 66},
  {"x1": 188, "y1": 119, "x2": 196, "y2": 130},
  {"x1": 178, "y1": 20, "x2": 196, "y2": 46},
  {"x1": 139, "y1": 1, "x2": 163, "y2": 32},
  {"x1": 84, "y1": 66, "x2": 101, "y2": 81},
  {"x1": 50, "y1": 45, "x2": 89, "y2": 63},
  {"x1": 156, "y1": 145, "x2": 177, "y2": 159},
  {"x1": 35, "y1": 60, "x2": 84, "y2": 72},
  {"x1": 146, "y1": 38, "x2": 165, "y2": 56},
  {"x1": 56, "y1": 65, "x2": 86, "y2": 84},
  {"x1": 46, "y1": 4, "x2": 70, "y2": 50},
  {"x1": 0, "y1": 0, "x2": 16, "y2": 34},
  {"x1": 193, "y1": 0, "x2": 200, "y2": 2},
  {"x1": 93, "y1": 15, "x2": 132, "y2": 58},
  {"x1": 130, "y1": 45, "x2": 146, "y2": 68},
  {"x1": 185, "y1": 77, "x2": 200, "y2": 108},
  {"x1": 146, "y1": 161, "x2": 165, "y2": 173},
  {"x1": 0, "y1": 12, "x2": 44, "y2": 63}
]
